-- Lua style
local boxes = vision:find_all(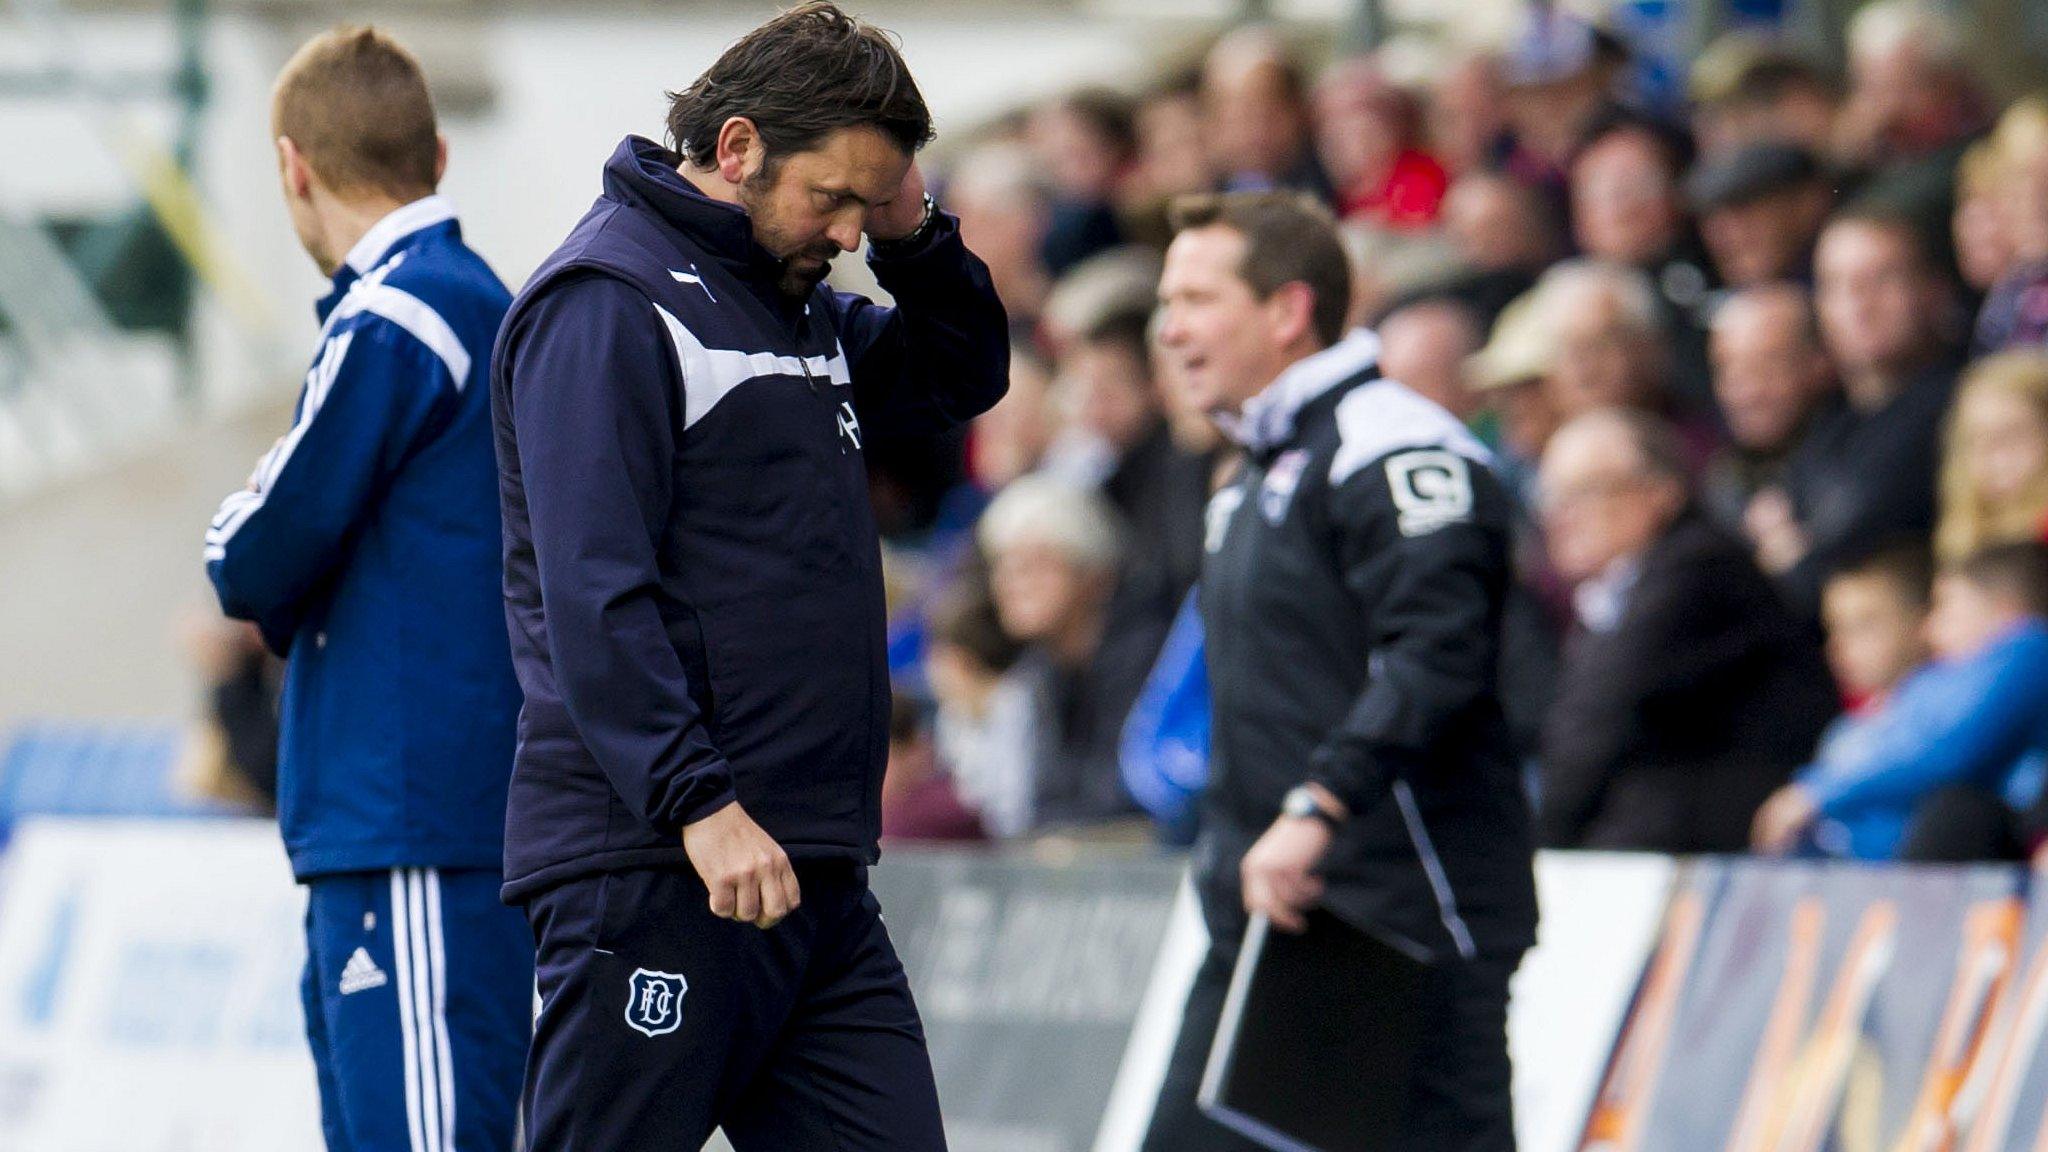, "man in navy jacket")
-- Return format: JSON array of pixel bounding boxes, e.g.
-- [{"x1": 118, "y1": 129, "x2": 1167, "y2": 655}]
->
[
  {"x1": 204, "y1": 27, "x2": 531, "y2": 1152},
  {"x1": 492, "y1": 5, "x2": 1007, "y2": 1148}
]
